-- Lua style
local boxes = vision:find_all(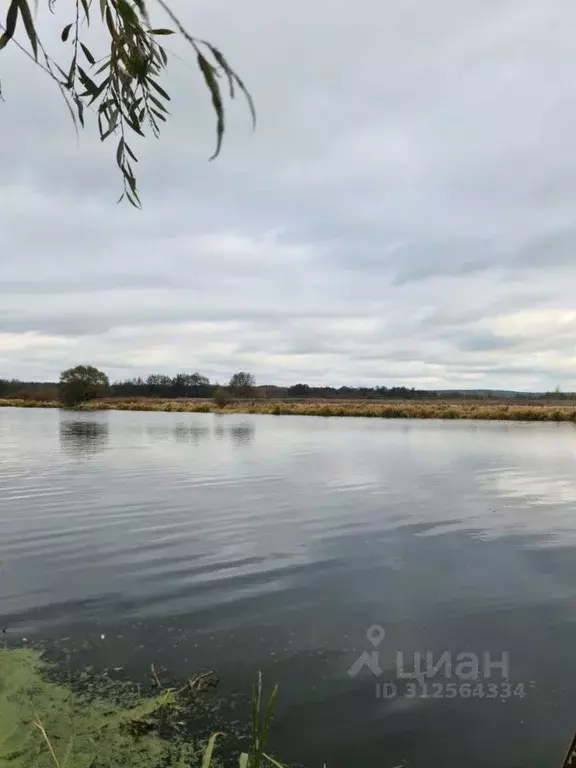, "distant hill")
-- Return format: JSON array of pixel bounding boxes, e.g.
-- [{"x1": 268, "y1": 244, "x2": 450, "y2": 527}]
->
[
  {"x1": 437, "y1": 389, "x2": 535, "y2": 398},
  {"x1": 435, "y1": 389, "x2": 573, "y2": 398}
]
